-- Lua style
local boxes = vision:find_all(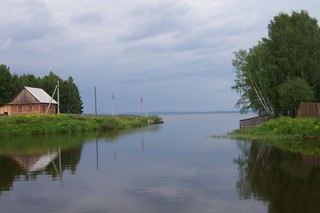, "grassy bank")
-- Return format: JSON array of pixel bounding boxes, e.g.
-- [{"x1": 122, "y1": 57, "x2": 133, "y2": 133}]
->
[
  {"x1": 229, "y1": 116, "x2": 320, "y2": 140},
  {"x1": 0, "y1": 114, "x2": 163, "y2": 137},
  {"x1": 226, "y1": 116, "x2": 320, "y2": 155}
]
